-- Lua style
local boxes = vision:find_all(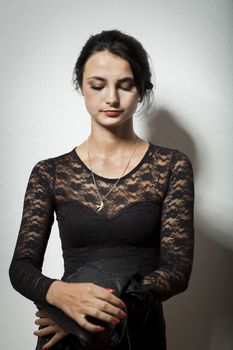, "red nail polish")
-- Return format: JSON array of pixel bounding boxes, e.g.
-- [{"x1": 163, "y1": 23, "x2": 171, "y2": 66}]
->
[
  {"x1": 111, "y1": 317, "x2": 120, "y2": 324},
  {"x1": 42, "y1": 347, "x2": 47, "y2": 350},
  {"x1": 106, "y1": 288, "x2": 115, "y2": 293},
  {"x1": 97, "y1": 326, "x2": 105, "y2": 331},
  {"x1": 119, "y1": 311, "x2": 127, "y2": 318}
]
